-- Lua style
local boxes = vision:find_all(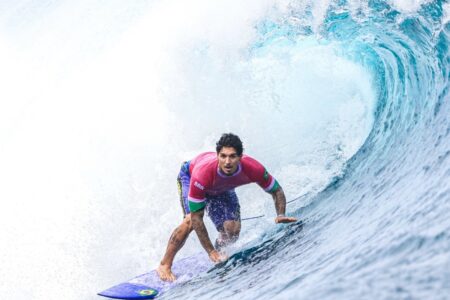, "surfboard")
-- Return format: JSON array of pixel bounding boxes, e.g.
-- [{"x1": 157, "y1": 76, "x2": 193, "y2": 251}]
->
[{"x1": 98, "y1": 252, "x2": 213, "y2": 299}]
